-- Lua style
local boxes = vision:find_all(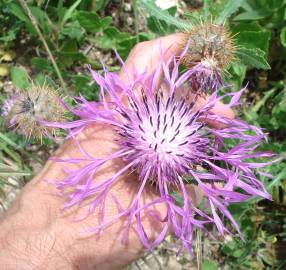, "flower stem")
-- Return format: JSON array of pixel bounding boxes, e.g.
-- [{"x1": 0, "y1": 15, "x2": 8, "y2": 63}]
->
[
  {"x1": 18, "y1": 0, "x2": 68, "y2": 96},
  {"x1": 133, "y1": 0, "x2": 140, "y2": 43}
]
